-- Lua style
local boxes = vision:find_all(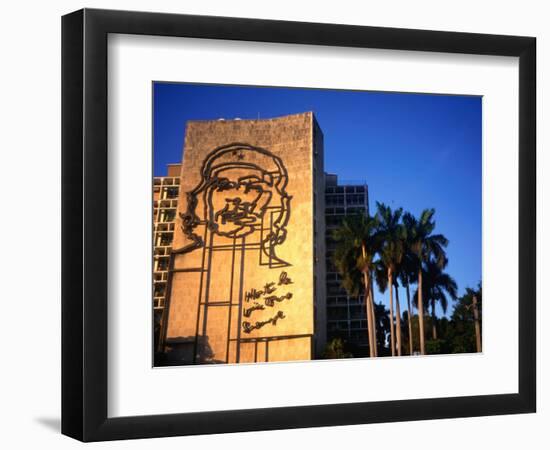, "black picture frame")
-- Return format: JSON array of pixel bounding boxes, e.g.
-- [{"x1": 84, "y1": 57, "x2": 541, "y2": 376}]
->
[{"x1": 61, "y1": 8, "x2": 536, "y2": 442}]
